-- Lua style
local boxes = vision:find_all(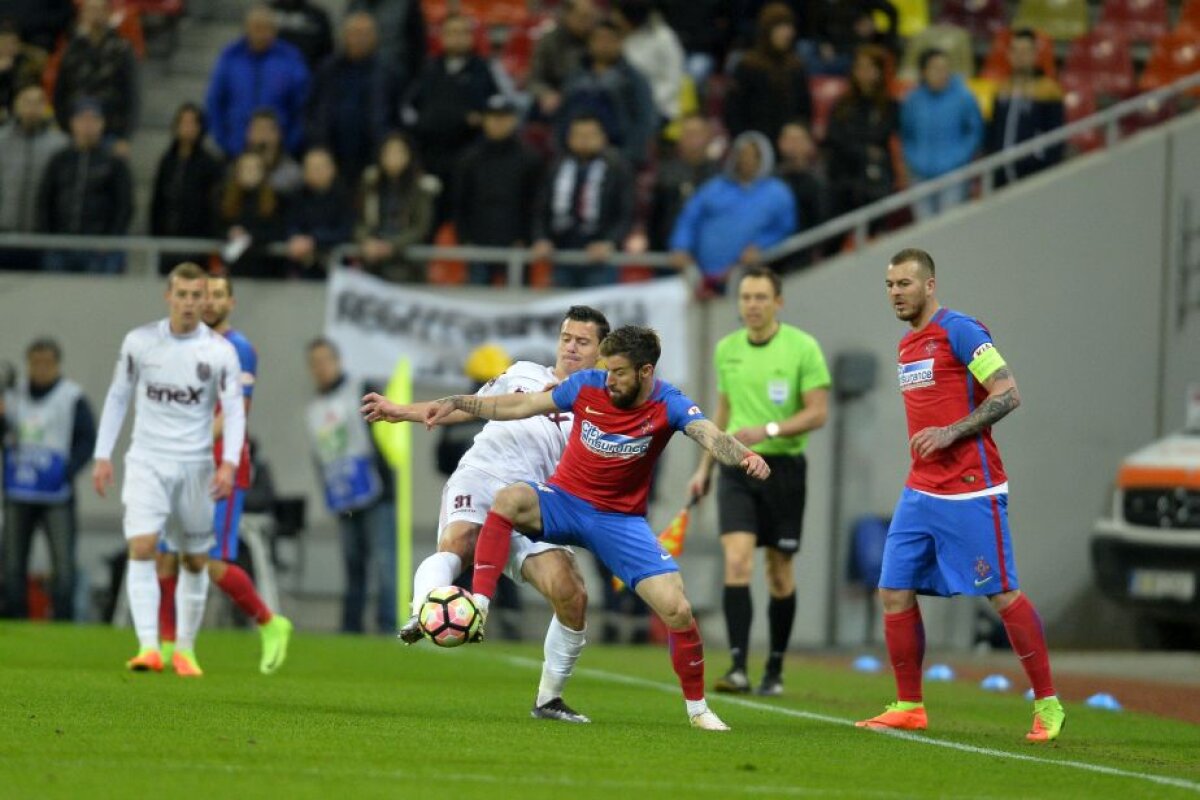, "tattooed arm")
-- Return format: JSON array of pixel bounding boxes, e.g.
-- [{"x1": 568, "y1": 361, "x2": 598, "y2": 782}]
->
[
  {"x1": 910, "y1": 367, "x2": 1021, "y2": 459},
  {"x1": 424, "y1": 390, "x2": 559, "y2": 428},
  {"x1": 684, "y1": 419, "x2": 771, "y2": 480}
]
